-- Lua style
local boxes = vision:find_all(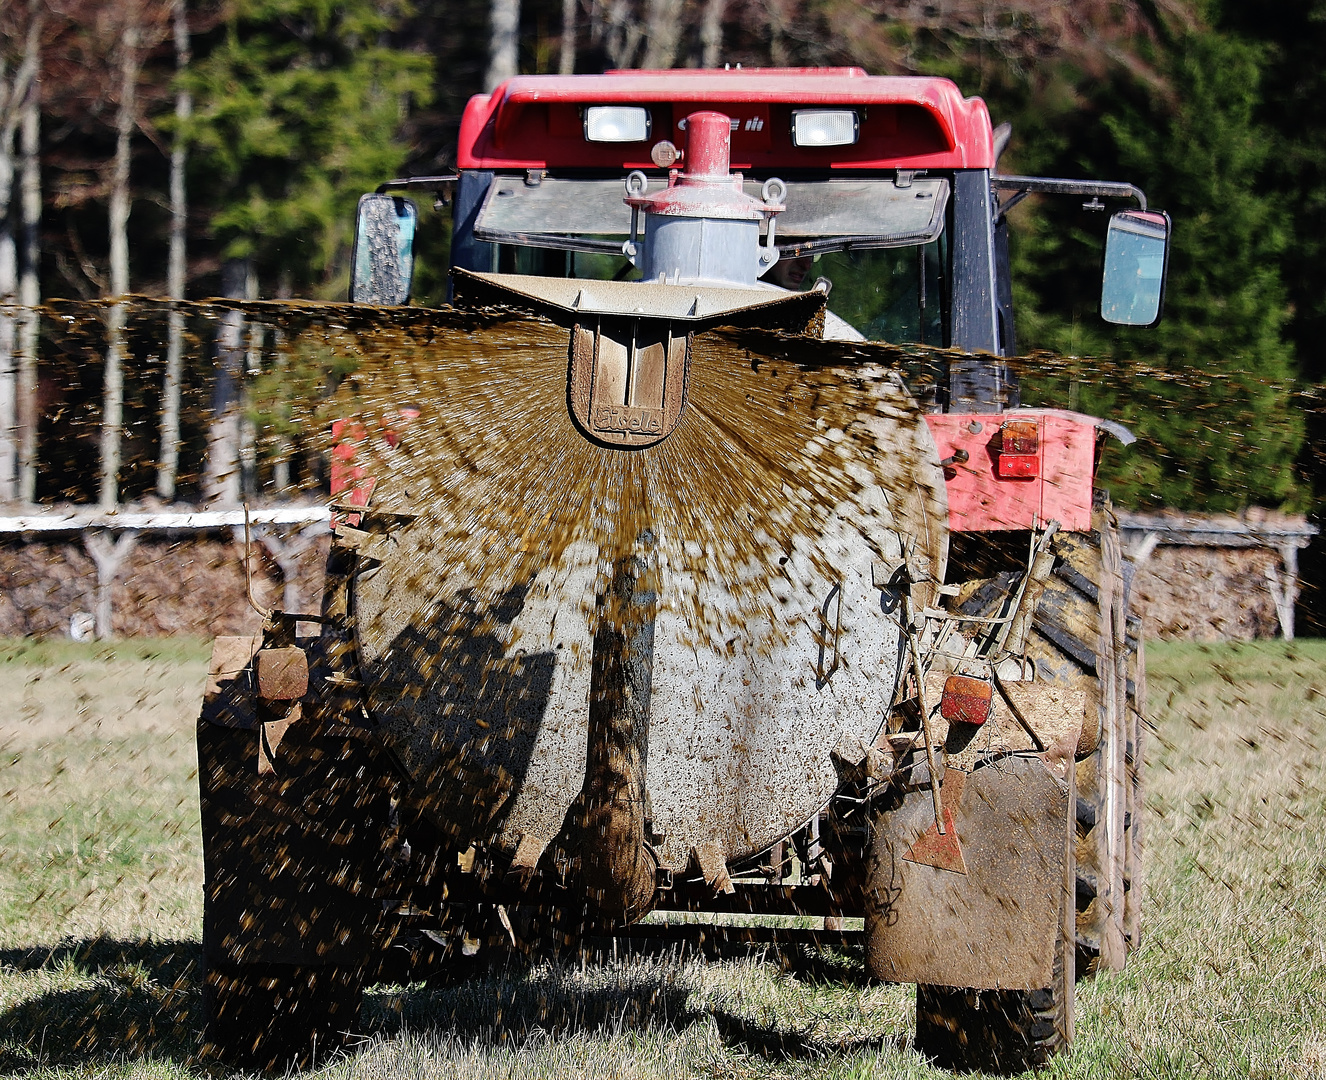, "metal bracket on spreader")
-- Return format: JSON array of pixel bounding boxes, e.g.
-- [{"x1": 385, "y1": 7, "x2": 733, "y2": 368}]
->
[
  {"x1": 904, "y1": 767, "x2": 968, "y2": 875},
  {"x1": 569, "y1": 316, "x2": 691, "y2": 448}
]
